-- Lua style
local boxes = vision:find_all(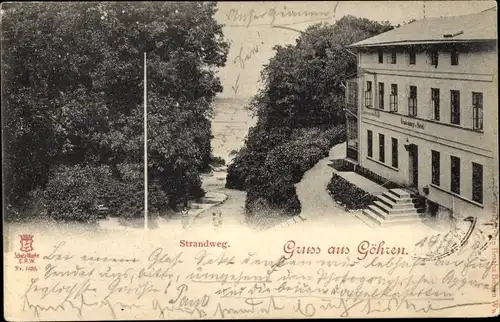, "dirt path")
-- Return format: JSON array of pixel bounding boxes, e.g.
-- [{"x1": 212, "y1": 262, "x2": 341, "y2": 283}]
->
[
  {"x1": 190, "y1": 166, "x2": 247, "y2": 228},
  {"x1": 295, "y1": 142, "x2": 363, "y2": 226}
]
